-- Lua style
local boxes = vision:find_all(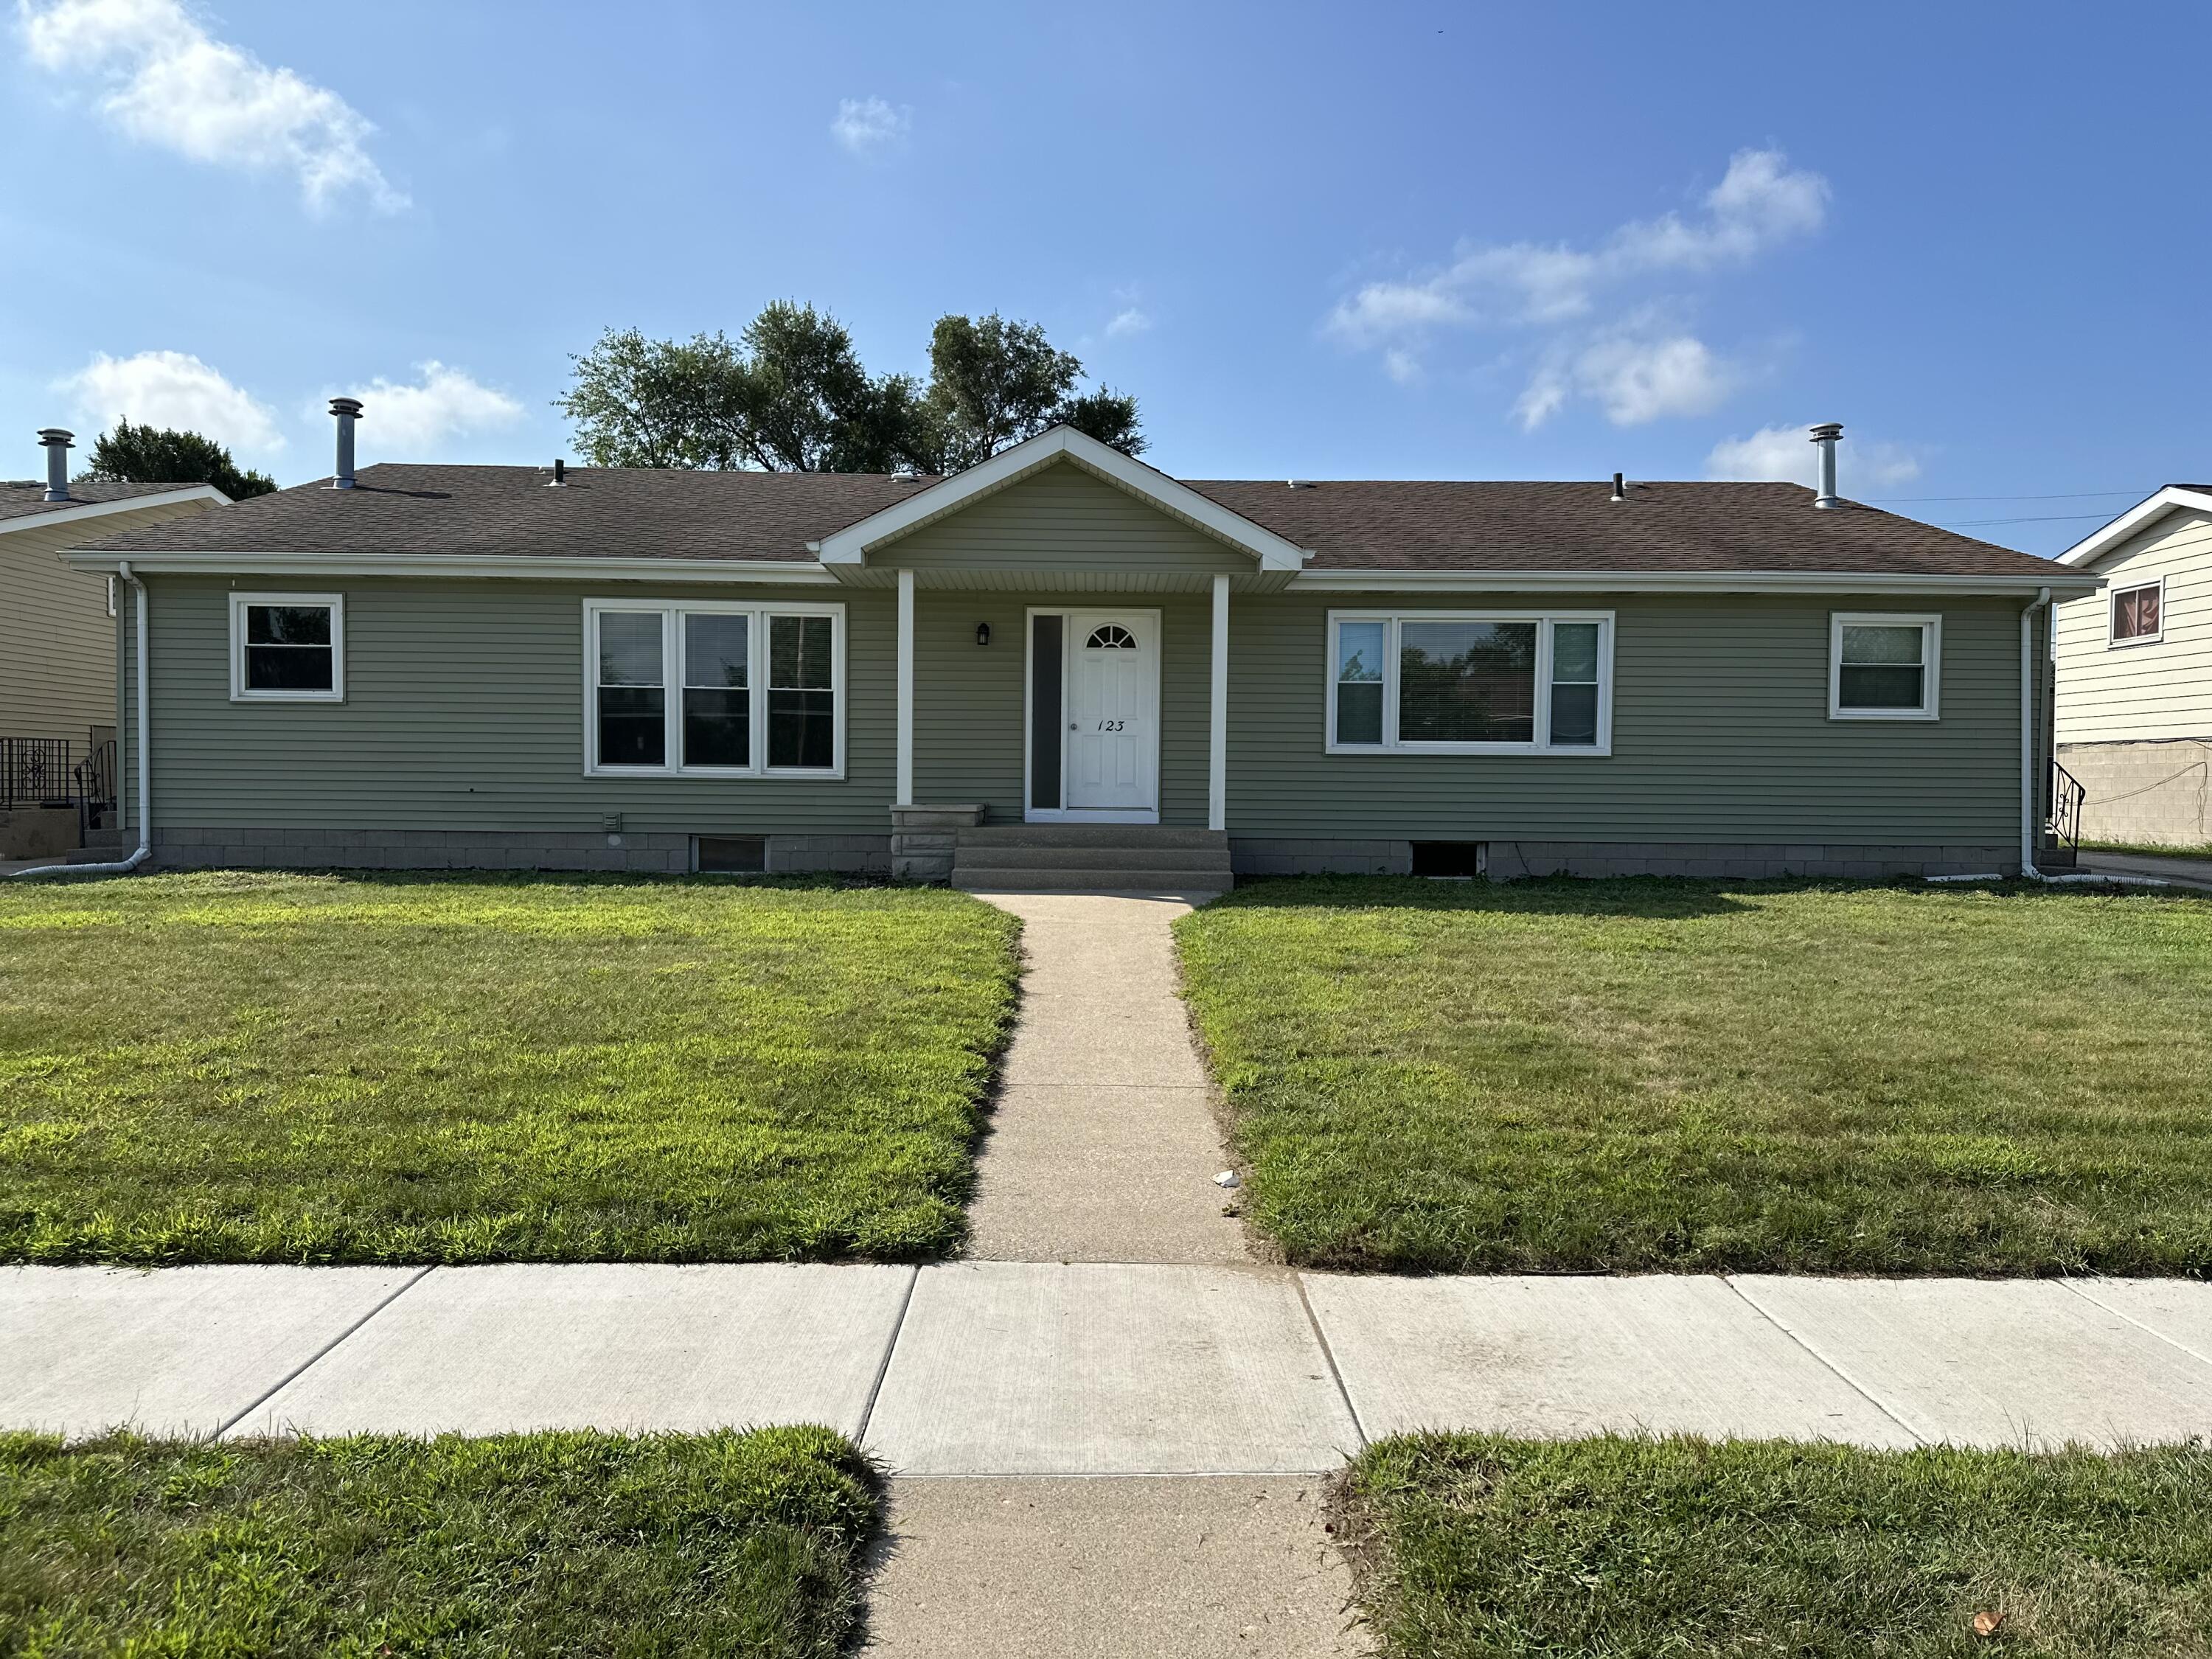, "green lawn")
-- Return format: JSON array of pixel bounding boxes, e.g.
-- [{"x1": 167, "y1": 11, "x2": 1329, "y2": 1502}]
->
[
  {"x1": 0, "y1": 872, "x2": 1018, "y2": 1264},
  {"x1": 1338, "y1": 1434, "x2": 2212, "y2": 1658},
  {"x1": 0, "y1": 1426, "x2": 878, "y2": 1656},
  {"x1": 1175, "y1": 877, "x2": 2212, "y2": 1275}
]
